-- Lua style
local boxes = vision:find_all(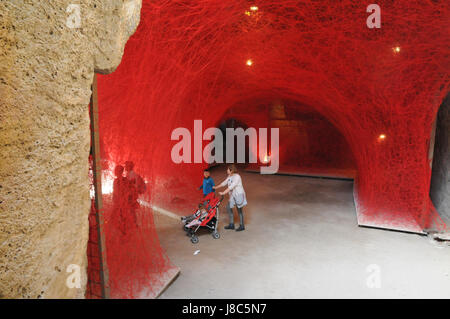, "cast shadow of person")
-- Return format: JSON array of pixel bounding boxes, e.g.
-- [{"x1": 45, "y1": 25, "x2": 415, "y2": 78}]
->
[{"x1": 112, "y1": 161, "x2": 147, "y2": 236}]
